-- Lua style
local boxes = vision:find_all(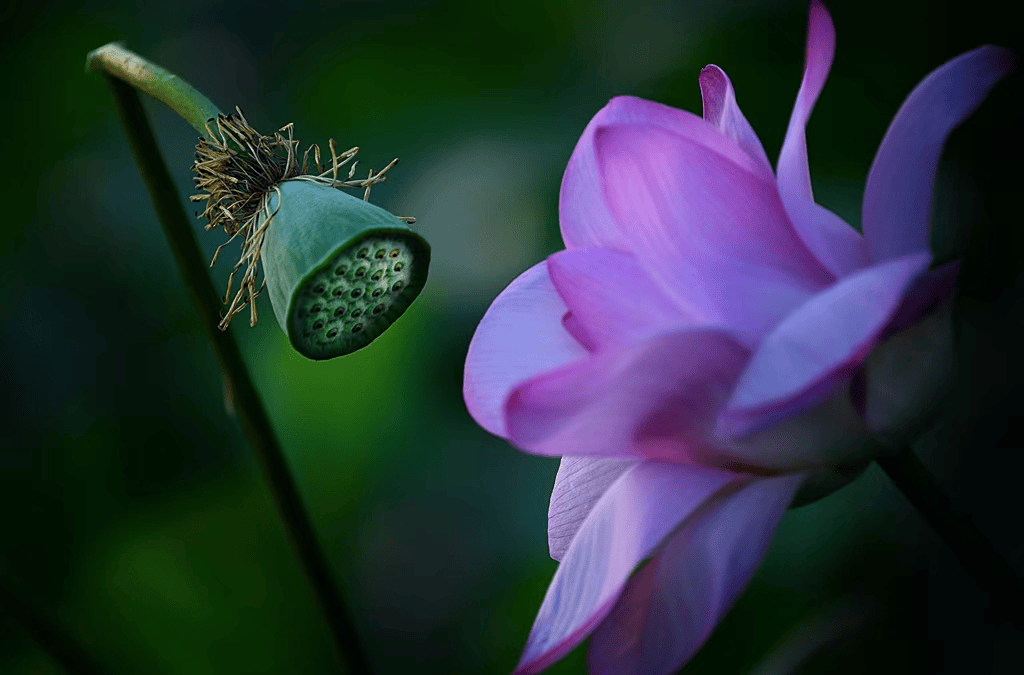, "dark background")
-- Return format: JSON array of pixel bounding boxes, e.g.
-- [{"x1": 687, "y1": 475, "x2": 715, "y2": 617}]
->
[{"x1": 1, "y1": 0, "x2": 1021, "y2": 673}]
